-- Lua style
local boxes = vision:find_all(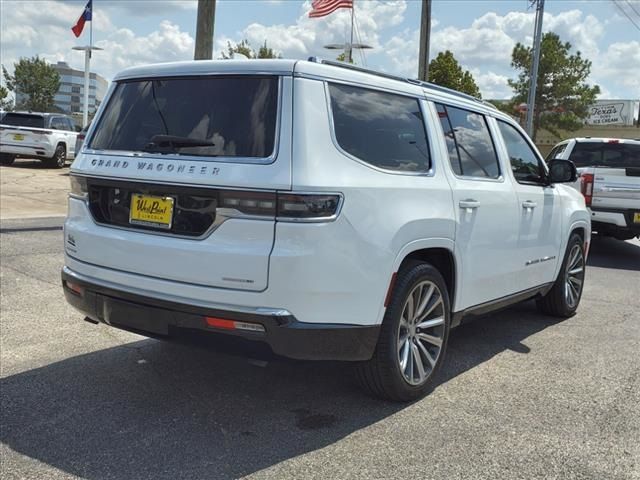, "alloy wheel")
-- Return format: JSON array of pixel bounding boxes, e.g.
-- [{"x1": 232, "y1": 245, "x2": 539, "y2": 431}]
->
[
  {"x1": 565, "y1": 244, "x2": 584, "y2": 309},
  {"x1": 397, "y1": 280, "x2": 446, "y2": 386}
]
